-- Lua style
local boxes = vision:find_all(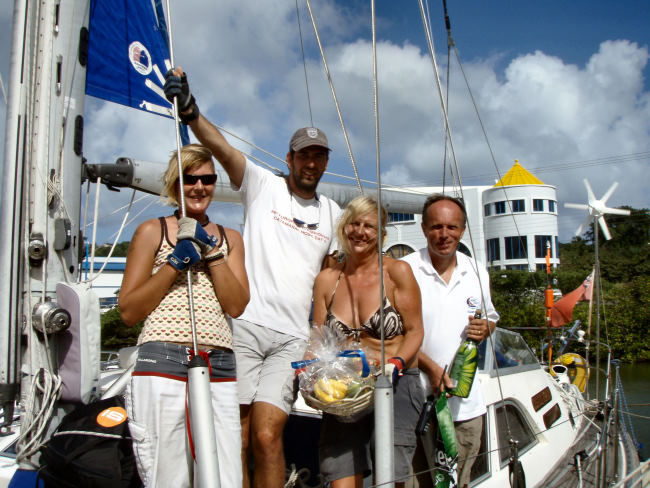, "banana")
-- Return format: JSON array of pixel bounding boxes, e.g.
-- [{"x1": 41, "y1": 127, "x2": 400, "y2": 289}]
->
[{"x1": 314, "y1": 378, "x2": 348, "y2": 403}]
